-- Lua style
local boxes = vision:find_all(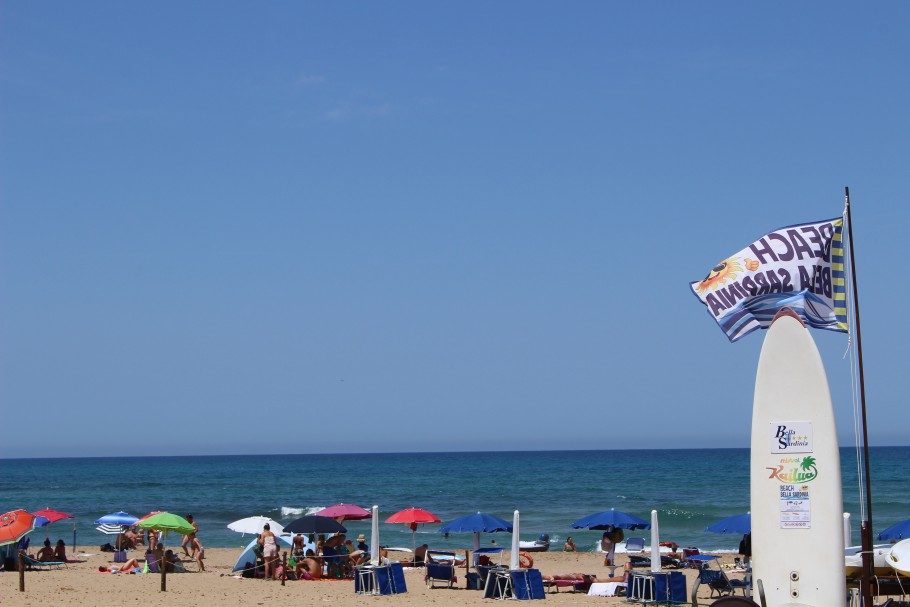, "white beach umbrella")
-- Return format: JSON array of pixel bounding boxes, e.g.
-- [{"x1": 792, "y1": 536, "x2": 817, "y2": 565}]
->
[
  {"x1": 96, "y1": 524, "x2": 123, "y2": 536},
  {"x1": 650, "y1": 510, "x2": 660, "y2": 573},
  {"x1": 228, "y1": 516, "x2": 284, "y2": 536},
  {"x1": 370, "y1": 505, "x2": 380, "y2": 566},
  {"x1": 510, "y1": 510, "x2": 521, "y2": 570}
]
